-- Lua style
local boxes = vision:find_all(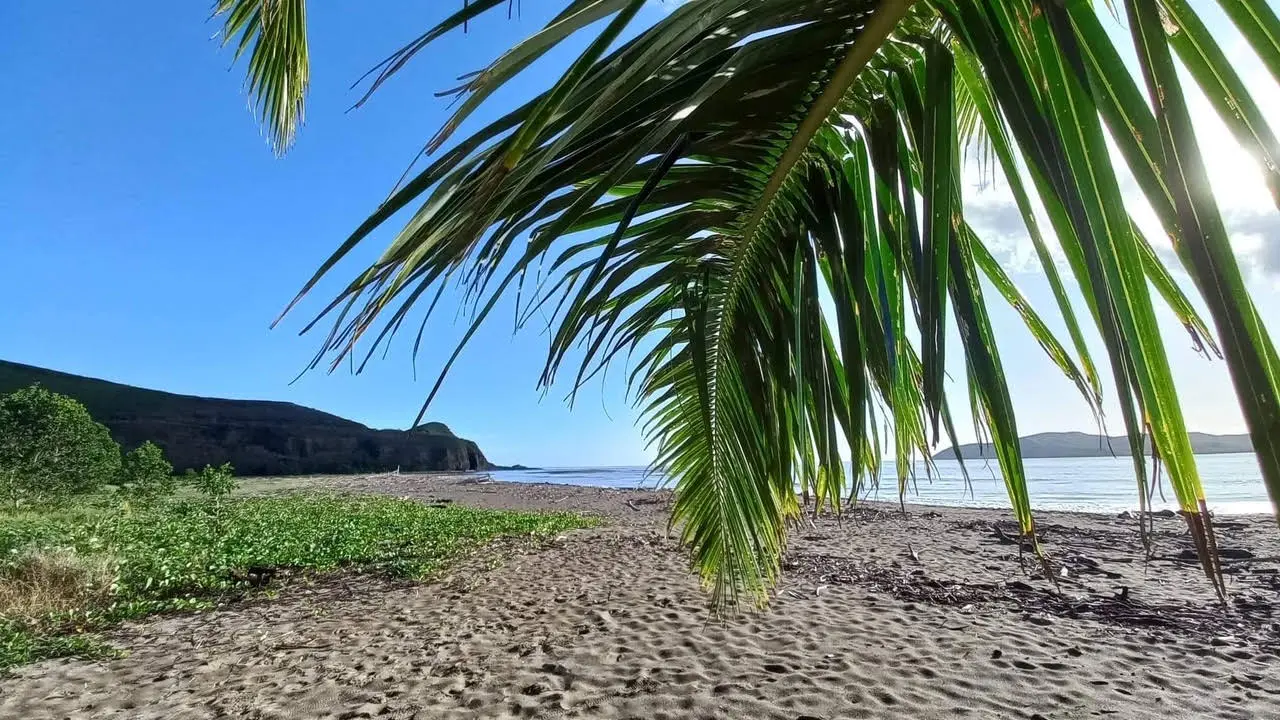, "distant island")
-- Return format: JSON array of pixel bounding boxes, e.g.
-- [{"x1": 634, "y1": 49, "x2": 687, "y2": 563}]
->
[
  {"x1": 0, "y1": 359, "x2": 494, "y2": 476},
  {"x1": 933, "y1": 431, "x2": 1255, "y2": 460}
]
